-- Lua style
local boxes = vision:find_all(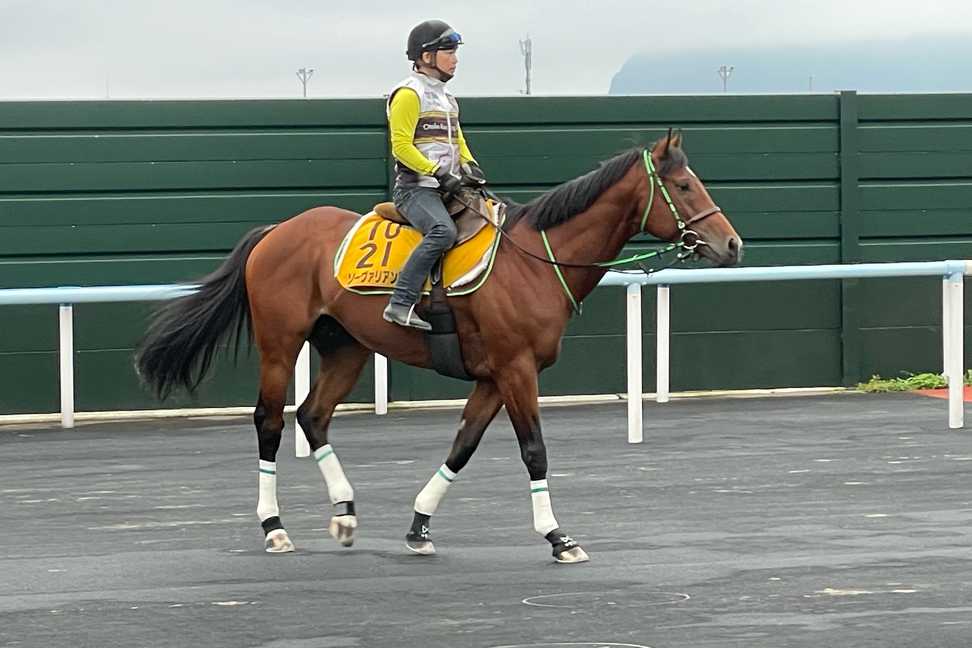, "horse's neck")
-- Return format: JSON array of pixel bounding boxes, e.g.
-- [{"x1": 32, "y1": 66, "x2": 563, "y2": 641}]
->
[{"x1": 538, "y1": 172, "x2": 640, "y2": 306}]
